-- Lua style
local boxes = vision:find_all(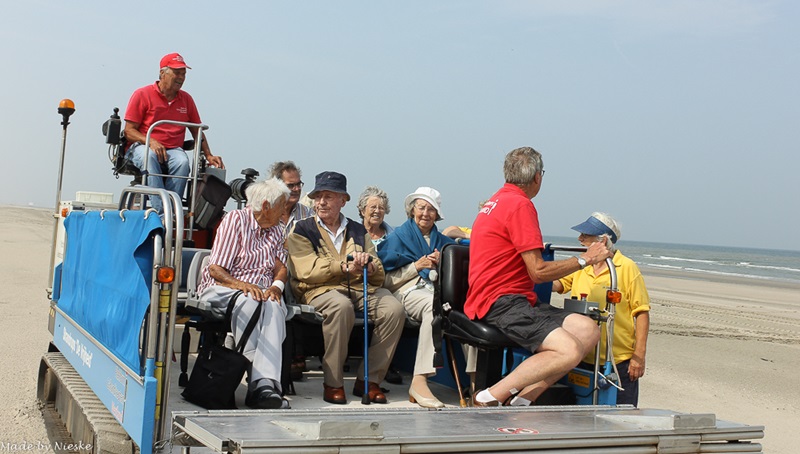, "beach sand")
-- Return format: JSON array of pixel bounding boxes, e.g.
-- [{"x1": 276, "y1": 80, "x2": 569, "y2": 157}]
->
[{"x1": 1, "y1": 205, "x2": 797, "y2": 453}]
